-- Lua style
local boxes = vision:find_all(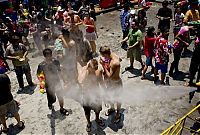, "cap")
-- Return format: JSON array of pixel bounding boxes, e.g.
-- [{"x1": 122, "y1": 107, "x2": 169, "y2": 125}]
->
[{"x1": 130, "y1": 10, "x2": 136, "y2": 15}]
